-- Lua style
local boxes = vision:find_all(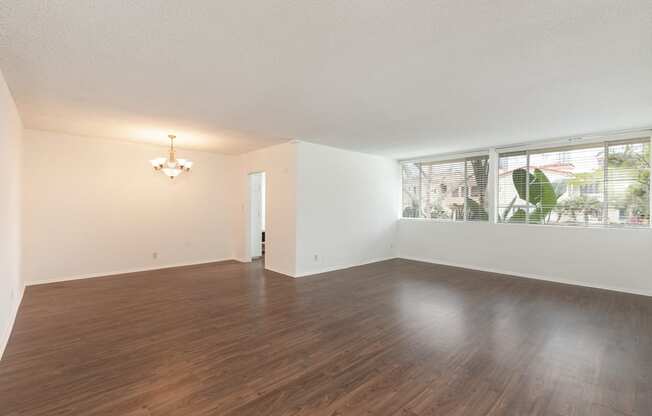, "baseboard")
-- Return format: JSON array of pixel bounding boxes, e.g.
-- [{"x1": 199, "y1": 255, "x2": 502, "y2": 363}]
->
[
  {"x1": 294, "y1": 256, "x2": 397, "y2": 278},
  {"x1": 26, "y1": 258, "x2": 237, "y2": 286},
  {"x1": 0, "y1": 284, "x2": 25, "y2": 360},
  {"x1": 230, "y1": 258, "x2": 296, "y2": 278},
  {"x1": 262, "y1": 264, "x2": 296, "y2": 278},
  {"x1": 399, "y1": 256, "x2": 652, "y2": 298}
]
